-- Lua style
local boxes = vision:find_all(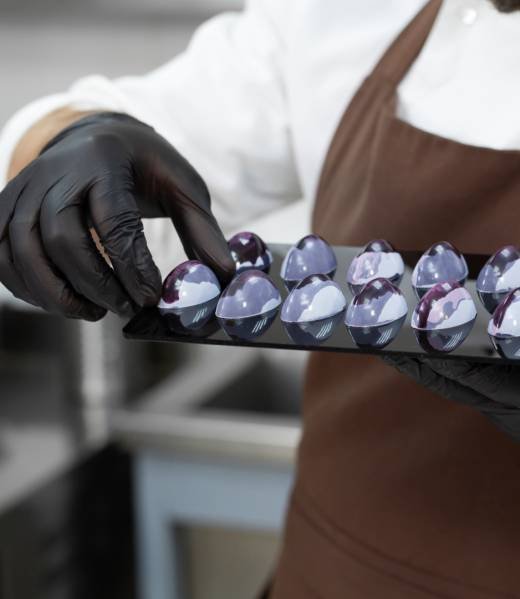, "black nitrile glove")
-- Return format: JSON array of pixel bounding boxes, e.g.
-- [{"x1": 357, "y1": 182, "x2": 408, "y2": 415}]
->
[
  {"x1": 0, "y1": 112, "x2": 234, "y2": 320},
  {"x1": 383, "y1": 355, "x2": 520, "y2": 440}
]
